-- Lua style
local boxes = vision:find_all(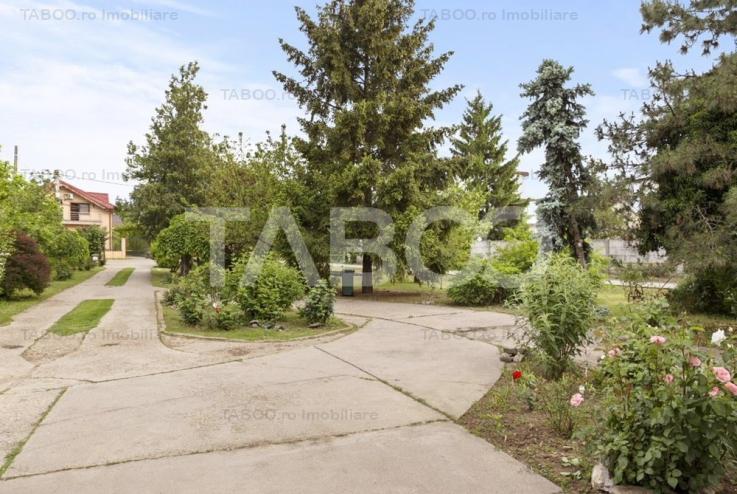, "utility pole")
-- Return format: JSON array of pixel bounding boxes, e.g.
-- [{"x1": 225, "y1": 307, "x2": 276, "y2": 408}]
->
[{"x1": 13, "y1": 145, "x2": 18, "y2": 173}]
